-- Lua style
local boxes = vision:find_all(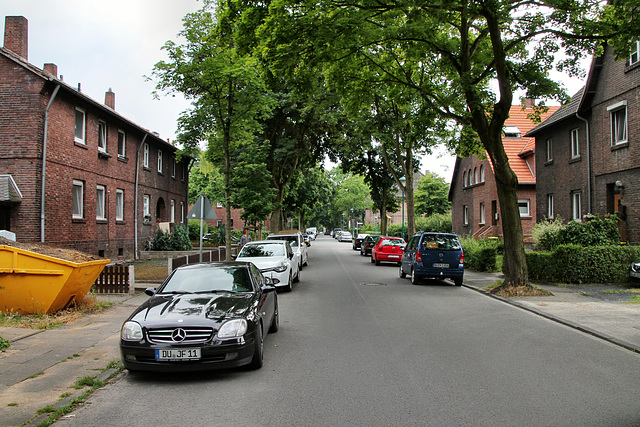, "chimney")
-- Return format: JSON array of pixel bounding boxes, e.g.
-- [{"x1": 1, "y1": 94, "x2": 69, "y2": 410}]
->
[
  {"x1": 43, "y1": 63, "x2": 57, "y2": 78},
  {"x1": 105, "y1": 88, "x2": 115, "y2": 109},
  {"x1": 523, "y1": 98, "x2": 535, "y2": 109},
  {"x1": 4, "y1": 16, "x2": 28, "y2": 60}
]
